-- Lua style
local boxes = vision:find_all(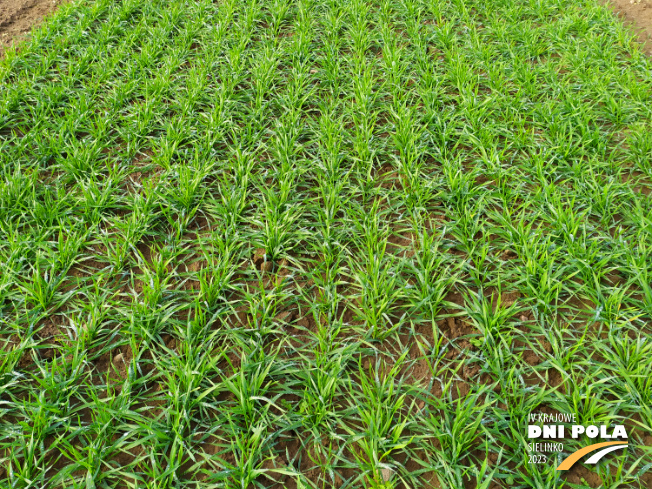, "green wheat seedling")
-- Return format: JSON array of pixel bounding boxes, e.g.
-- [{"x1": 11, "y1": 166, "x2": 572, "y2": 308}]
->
[{"x1": 344, "y1": 354, "x2": 414, "y2": 488}]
